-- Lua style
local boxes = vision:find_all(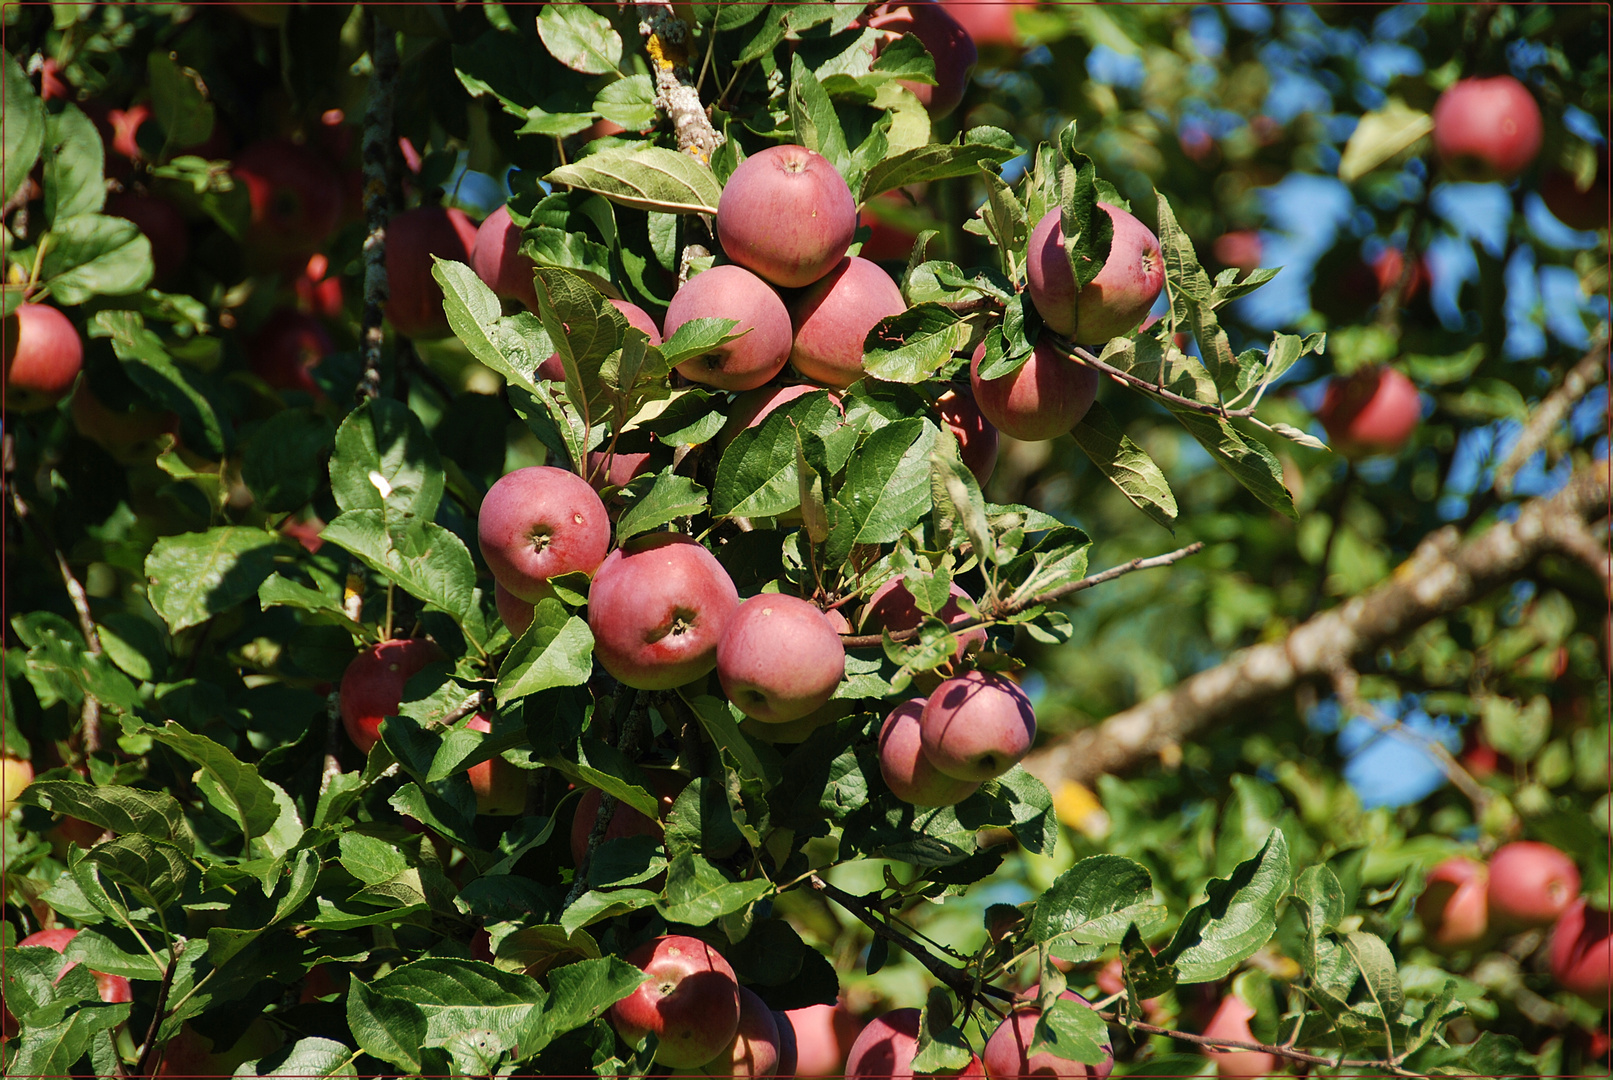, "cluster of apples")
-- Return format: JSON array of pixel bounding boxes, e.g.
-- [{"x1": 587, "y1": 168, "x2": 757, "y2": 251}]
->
[
  {"x1": 607, "y1": 933, "x2": 1117, "y2": 1080},
  {"x1": 1417, "y1": 841, "x2": 1610, "y2": 1000}
]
